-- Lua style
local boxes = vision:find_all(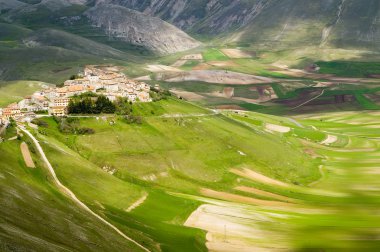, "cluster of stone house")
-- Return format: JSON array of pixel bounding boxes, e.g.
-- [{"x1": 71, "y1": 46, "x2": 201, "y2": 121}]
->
[{"x1": 0, "y1": 65, "x2": 152, "y2": 125}]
